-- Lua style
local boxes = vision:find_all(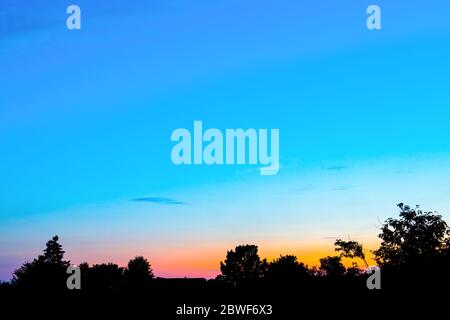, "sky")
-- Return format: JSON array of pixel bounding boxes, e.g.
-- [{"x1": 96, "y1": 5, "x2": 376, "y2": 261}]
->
[{"x1": 1, "y1": 0, "x2": 450, "y2": 280}]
